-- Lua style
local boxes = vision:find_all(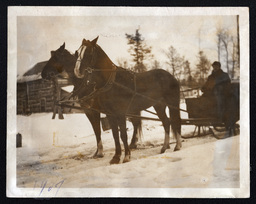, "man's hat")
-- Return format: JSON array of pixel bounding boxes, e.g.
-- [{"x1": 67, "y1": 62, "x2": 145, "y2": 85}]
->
[{"x1": 212, "y1": 61, "x2": 221, "y2": 67}]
